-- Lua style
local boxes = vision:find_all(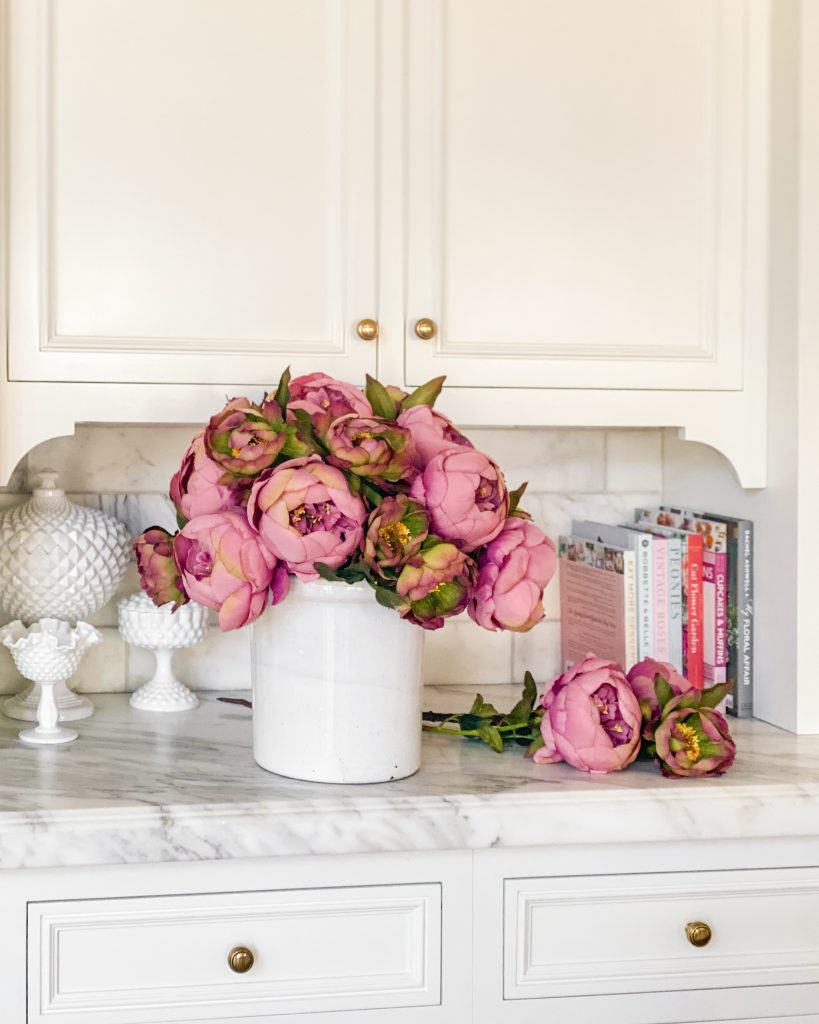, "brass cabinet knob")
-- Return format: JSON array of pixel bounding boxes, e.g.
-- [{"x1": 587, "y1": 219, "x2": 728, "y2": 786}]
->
[
  {"x1": 228, "y1": 946, "x2": 255, "y2": 973},
  {"x1": 414, "y1": 317, "x2": 437, "y2": 340},
  {"x1": 685, "y1": 921, "x2": 712, "y2": 948},
  {"x1": 356, "y1": 318, "x2": 379, "y2": 341}
]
